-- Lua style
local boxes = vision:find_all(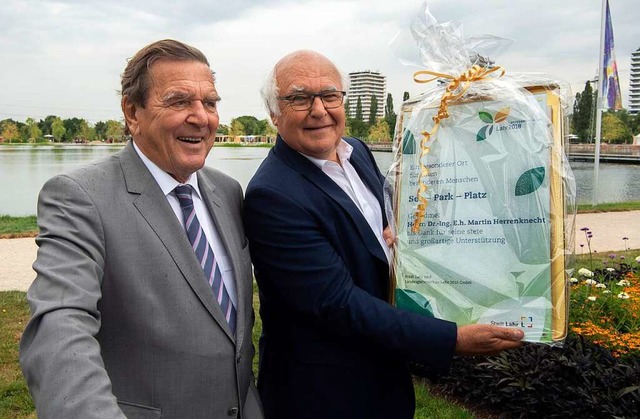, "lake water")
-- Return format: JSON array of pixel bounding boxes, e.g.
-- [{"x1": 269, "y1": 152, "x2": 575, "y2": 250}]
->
[{"x1": 1, "y1": 144, "x2": 639, "y2": 216}]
